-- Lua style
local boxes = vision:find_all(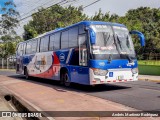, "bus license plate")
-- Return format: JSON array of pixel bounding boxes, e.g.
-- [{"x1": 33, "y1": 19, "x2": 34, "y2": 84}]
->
[{"x1": 117, "y1": 75, "x2": 124, "y2": 80}]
